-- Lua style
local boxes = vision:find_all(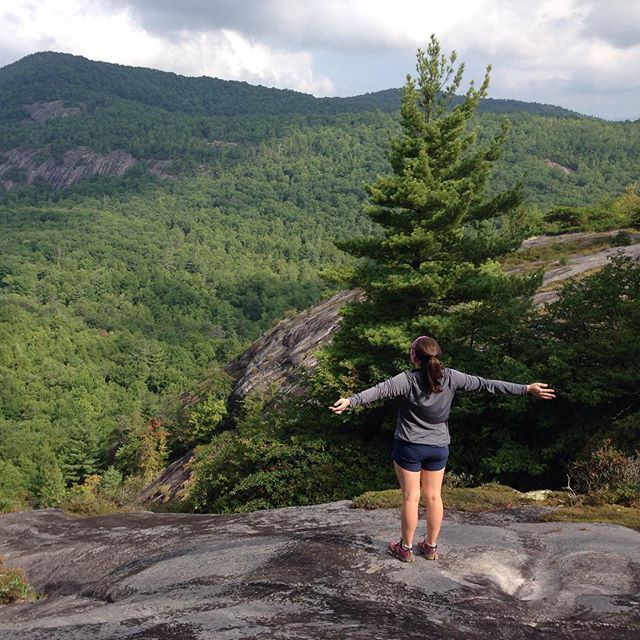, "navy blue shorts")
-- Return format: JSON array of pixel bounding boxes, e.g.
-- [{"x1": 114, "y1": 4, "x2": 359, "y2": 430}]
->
[{"x1": 392, "y1": 438, "x2": 449, "y2": 472}]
